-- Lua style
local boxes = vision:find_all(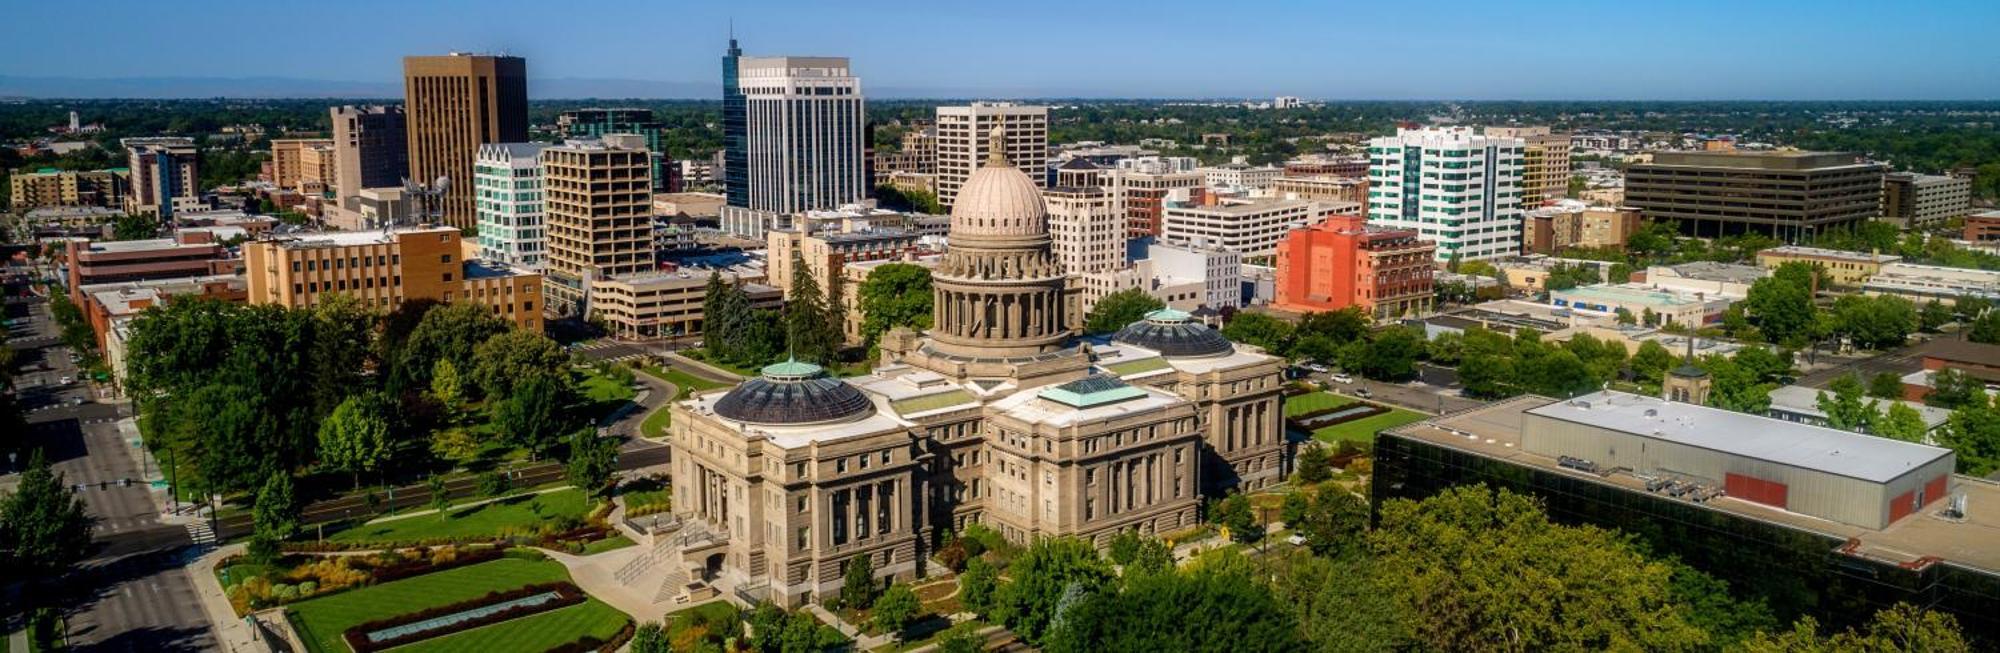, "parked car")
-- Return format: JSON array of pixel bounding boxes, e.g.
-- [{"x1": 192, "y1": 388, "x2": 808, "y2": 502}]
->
[
  {"x1": 1286, "y1": 534, "x2": 1308, "y2": 546},
  {"x1": 58, "y1": 376, "x2": 71, "y2": 385},
  {"x1": 1304, "y1": 363, "x2": 1330, "y2": 373},
  {"x1": 1330, "y1": 373, "x2": 1354, "y2": 384},
  {"x1": 1353, "y1": 388, "x2": 1373, "y2": 399}
]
